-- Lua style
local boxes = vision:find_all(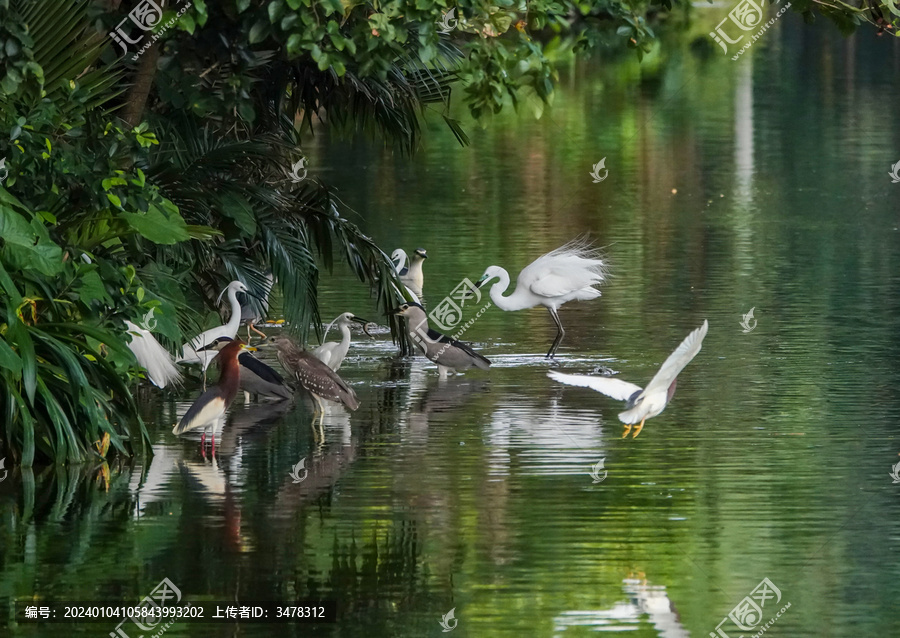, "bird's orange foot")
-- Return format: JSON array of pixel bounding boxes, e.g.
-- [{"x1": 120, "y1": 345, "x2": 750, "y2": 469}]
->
[
  {"x1": 622, "y1": 424, "x2": 632, "y2": 438},
  {"x1": 632, "y1": 419, "x2": 646, "y2": 438}
]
